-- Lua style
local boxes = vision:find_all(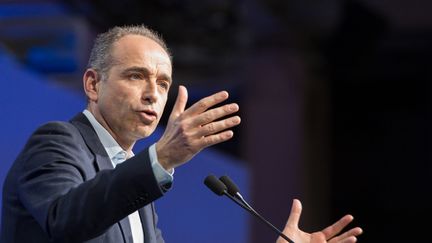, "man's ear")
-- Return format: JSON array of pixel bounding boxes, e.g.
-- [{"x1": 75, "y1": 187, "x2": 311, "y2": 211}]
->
[{"x1": 83, "y1": 69, "x2": 100, "y2": 102}]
